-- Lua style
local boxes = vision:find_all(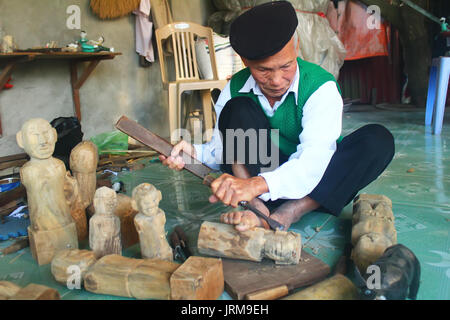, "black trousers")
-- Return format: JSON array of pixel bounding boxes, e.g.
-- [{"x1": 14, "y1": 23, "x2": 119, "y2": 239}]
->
[{"x1": 218, "y1": 96, "x2": 395, "y2": 216}]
